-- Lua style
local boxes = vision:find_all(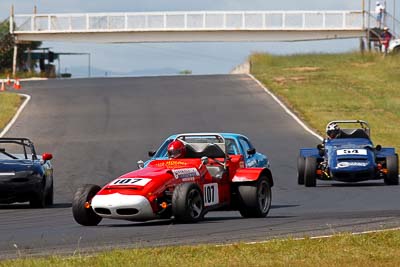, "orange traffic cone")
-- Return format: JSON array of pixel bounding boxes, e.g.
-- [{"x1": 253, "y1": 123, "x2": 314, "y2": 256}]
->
[
  {"x1": 13, "y1": 78, "x2": 21, "y2": 90},
  {"x1": 6, "y1": 74, "x2": 11, "y2": 86},
  {"x1": 0, "y1": 80, "x2": 5, "y2": 91}
]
